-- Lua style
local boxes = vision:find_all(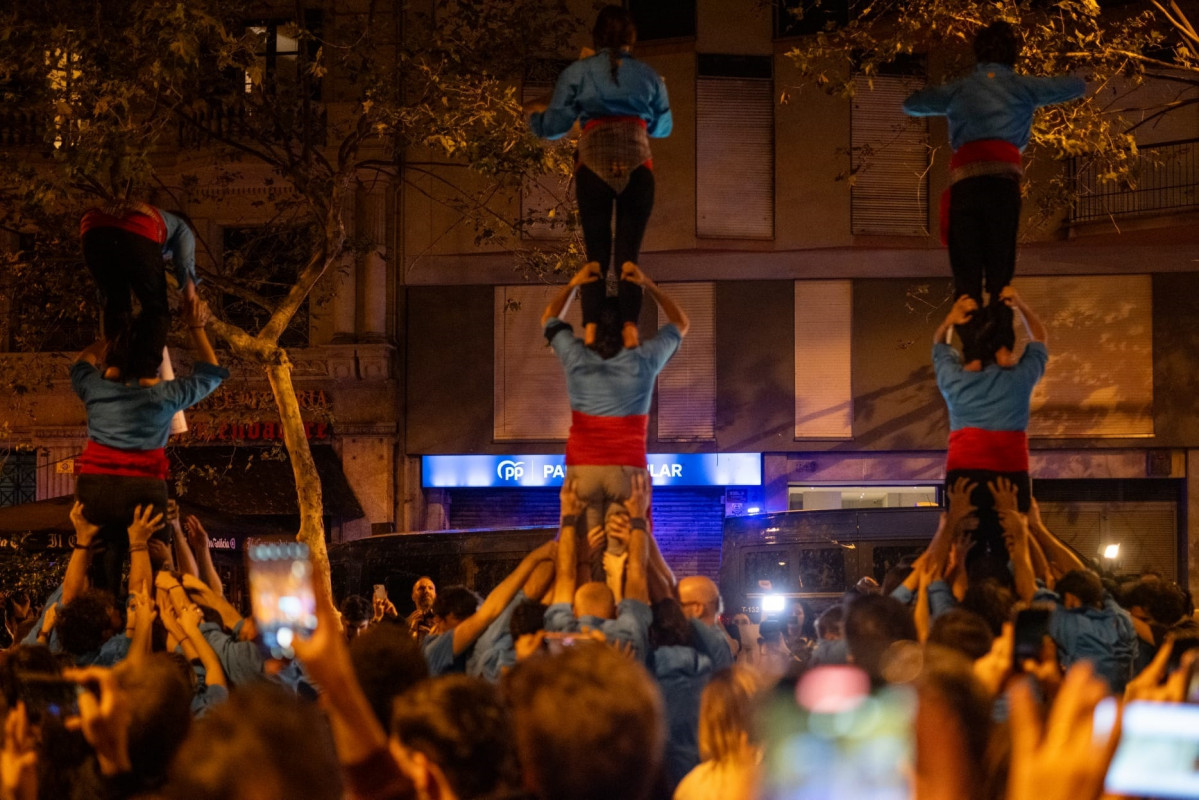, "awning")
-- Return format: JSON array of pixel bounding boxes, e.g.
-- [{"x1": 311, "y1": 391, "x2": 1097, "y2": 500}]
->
[{"x1": 169, "y1": 445, "x2": 364, "y2": 520}]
